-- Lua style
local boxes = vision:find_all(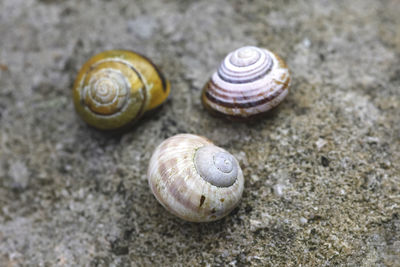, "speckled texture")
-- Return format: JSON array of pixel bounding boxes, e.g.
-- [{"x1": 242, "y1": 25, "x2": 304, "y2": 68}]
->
[{"x1": 0, "y1": 0, "x2": 399, "y2": 266}]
